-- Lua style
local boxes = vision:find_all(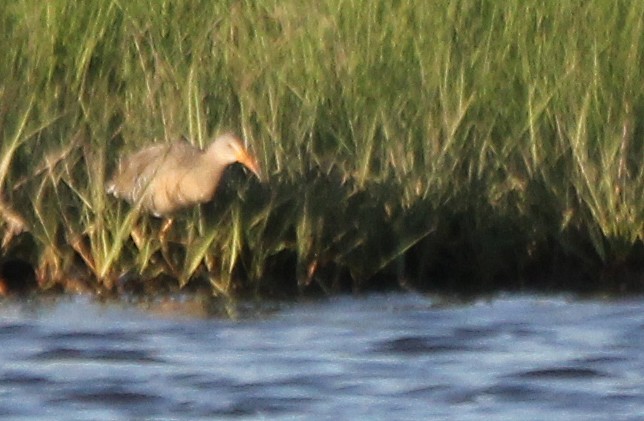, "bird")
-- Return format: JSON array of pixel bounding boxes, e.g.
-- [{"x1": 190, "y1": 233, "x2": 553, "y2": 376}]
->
[
  {"x1": 106, "y1": 133, "x2": 262, "y2": 269},
  {"x1": 106, "y1": 133, "x2": 262, "y2": 216}
]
